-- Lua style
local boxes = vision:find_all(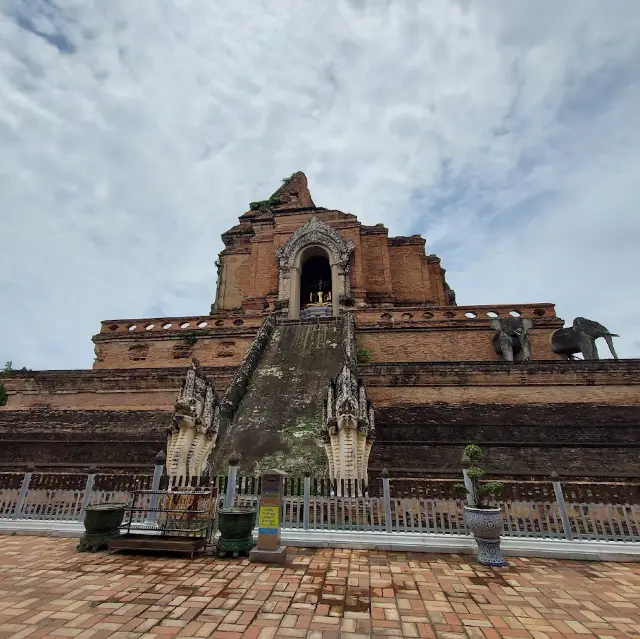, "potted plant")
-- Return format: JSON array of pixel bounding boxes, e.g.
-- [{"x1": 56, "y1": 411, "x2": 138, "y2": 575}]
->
[{"x1": 454, "y1": 444, "x2": 507, "y2": 566}]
